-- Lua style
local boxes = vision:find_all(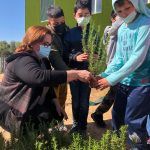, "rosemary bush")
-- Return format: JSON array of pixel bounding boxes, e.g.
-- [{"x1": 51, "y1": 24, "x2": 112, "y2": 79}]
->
[
  {"x1": 82, "y1": 23, "x2": 107, "y2": 75},
  {"x1": 1, "y1": 125, "x2": 128, "y2": 150}
]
